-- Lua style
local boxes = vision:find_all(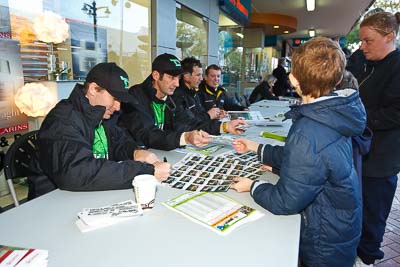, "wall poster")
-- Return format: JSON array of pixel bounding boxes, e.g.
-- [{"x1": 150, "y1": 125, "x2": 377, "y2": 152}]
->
[{"x1": 0, "y1": 38, "x2": 28, "y2": 136}]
